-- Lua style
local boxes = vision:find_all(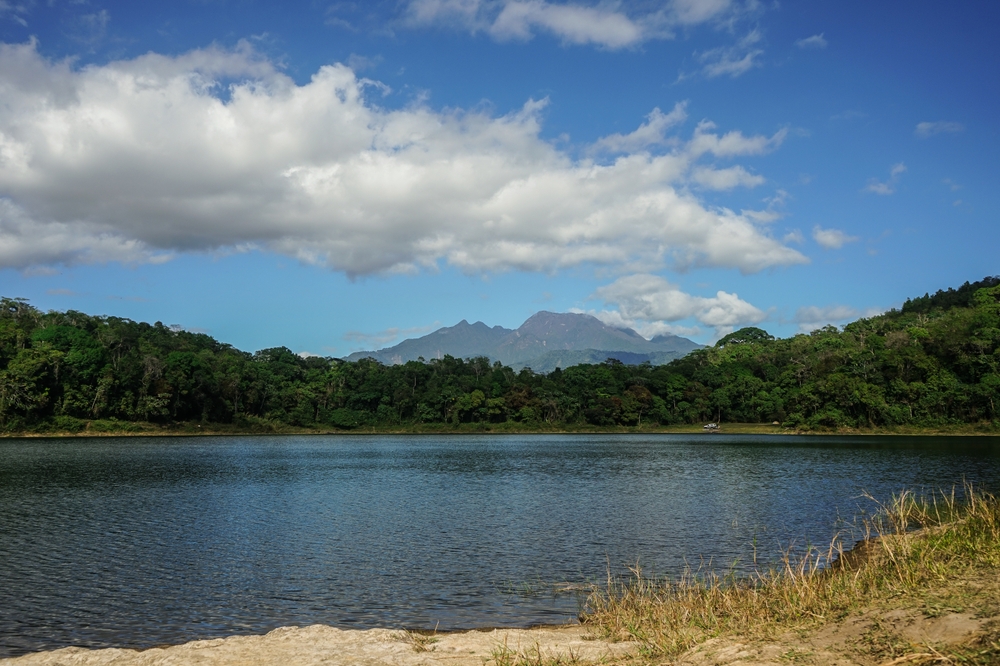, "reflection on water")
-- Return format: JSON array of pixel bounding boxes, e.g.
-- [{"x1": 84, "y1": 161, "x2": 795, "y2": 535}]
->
[{"x1": 1, "y1": 434, "x2": 998, "y2": 656}]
